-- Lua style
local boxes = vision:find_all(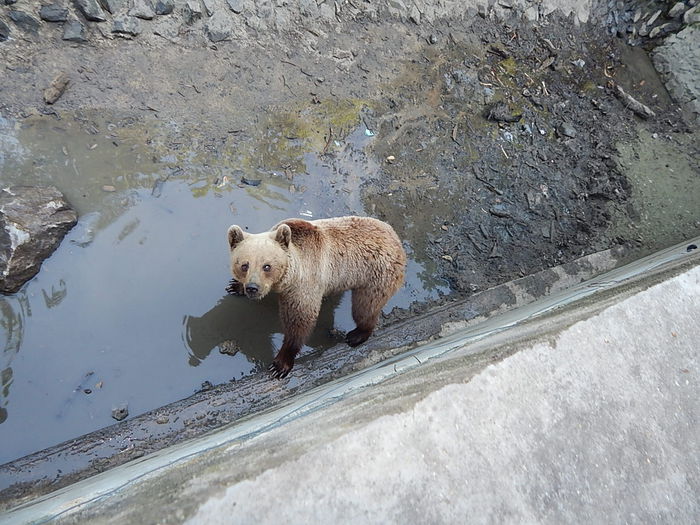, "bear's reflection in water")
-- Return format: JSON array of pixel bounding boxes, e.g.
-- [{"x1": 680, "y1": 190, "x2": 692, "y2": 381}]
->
[{"x1": 184, "y1": 293, "x2": 343, "y2": 370}]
